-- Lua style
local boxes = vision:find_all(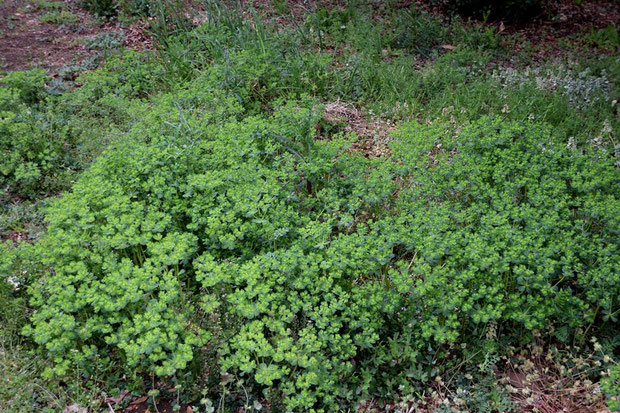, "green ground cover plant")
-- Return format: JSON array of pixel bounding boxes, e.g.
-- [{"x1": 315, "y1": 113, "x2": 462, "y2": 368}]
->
[
  {"x1": 1, "y1": 0, "x2": 619, "y2": 412},
  {"x1": 16, "y1": 102, "x2": 619, "y2": 411},
  {"x1": 0, "y1": 55, "x2": 149, "y2": 202},
  {"x1": 38, "y1": 10, "x2": 78, "y2": 25}
]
